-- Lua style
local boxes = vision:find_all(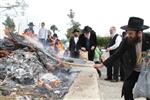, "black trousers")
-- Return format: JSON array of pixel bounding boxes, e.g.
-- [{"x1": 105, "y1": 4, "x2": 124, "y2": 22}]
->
[
  {"x1": 107, "y1": 59, "x2": 120, "y2": 80},
  {"x1": 88, "y1": 50, "x2": 94, "y2": 61},
  {"x1": 122, "y1": 71, "x2": 150, "y2": 100},
  {"x1": 120, "y1": 62, "x2": 125, "y2": 81}
]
